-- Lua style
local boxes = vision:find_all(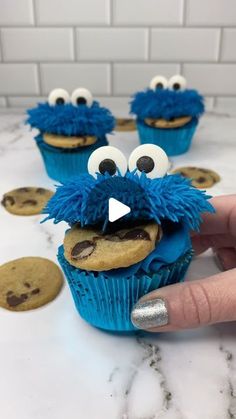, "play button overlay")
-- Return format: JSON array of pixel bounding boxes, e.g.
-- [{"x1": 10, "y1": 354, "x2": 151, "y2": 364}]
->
[{"x1": 108, "y1": 198, "x2": 131, "y2": 222}]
